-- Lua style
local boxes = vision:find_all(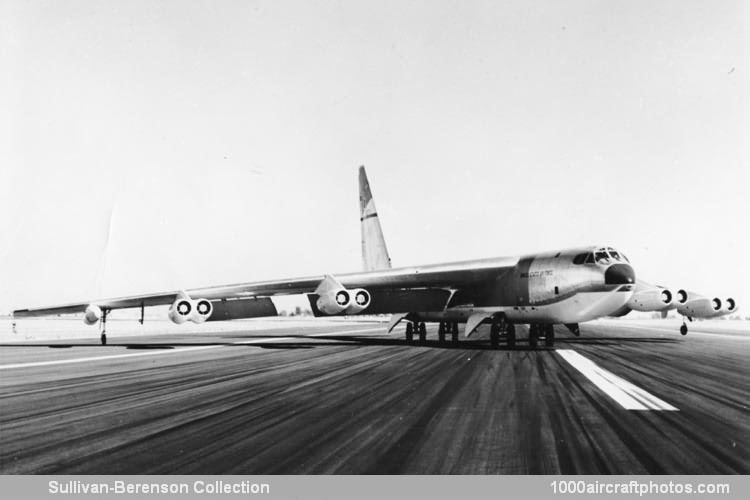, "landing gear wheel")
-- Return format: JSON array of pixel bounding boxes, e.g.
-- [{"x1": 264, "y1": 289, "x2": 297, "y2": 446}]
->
[
  {"x1": 507, "y1": 324, "x2": 516, "y2": 349},
  {"x1": 451, "y1": 322, "x2": 459, "y2": 344},
  {"x1": 405, "y1": 323, "x2": 414, "y2": 343},
  {"x1": 529, "y1": 324, "x2": 539, "y2": 349},
  {"x1": 438, "y1": 322, "x2": 446, "y2": 343},
  {"x1": 100, "y1": 308, "x2": 108, "y2": 346},
  {"x1": 418, "y1": 322, "x2": 427, "y2": 343},
  {"x1": 490, "y1": 323, "x2": 500, "y2": 349},
  {"x1": 544, "y1": 325, "x2": 555, "y2": 347},
  {"x1": 680, "y1": 324, "x2": 688, "y2": 336}
]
